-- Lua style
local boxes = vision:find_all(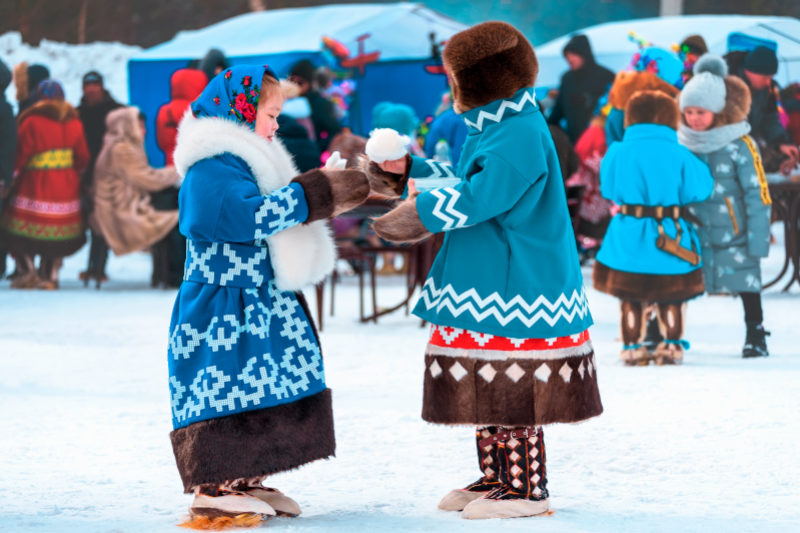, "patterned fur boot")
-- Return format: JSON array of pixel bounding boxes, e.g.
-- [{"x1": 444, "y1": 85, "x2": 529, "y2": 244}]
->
[
  {"x1": 179, "y1": 482, "x2": 276, "y2": 529},
  {"x1": 620, "y1": 300, "x2": 651, "y2": 366},
  {"x1": 652, "y1": 302, "x2": 688, "y2": 365},
  {"x1": 438, "y1": 427, "x2": 502, "y2": 511},
  {"x1": 461, "y1": 427, "x2": 550, "y2": 519},
  {"x1": 228, "y1": 479, "x2": 302, "y2": 517}
]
